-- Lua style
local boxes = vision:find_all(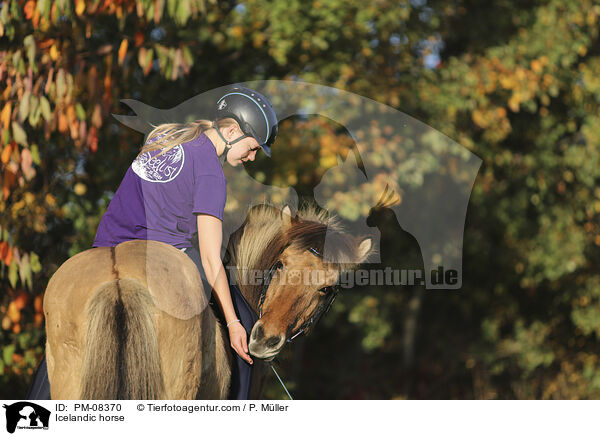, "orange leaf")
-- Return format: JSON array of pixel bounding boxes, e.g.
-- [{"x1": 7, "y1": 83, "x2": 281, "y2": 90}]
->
[
  {"x1": 0, "y1": 242, "x2": 9, "y2": 265},
  {"x1": 4, "y1": 245, "x2": 12, "y2": 266},
  {"x1": 89, "y1": 126, "x2": 98, "y2": 153},
  {"x1": 38, "y1": 38, "x2": 55, "y2": 49},
  {"x1": 154, "y1": 0, "x2": 161, "y2": 23},
  {"x1": 91, "y1": 104, "x2": 102, "y2": 128},
  {"x1": 33, "y1": 7, "x2": 40, "y2": 29},
  {"x1": 0, "y1": 102, "x2": 11, "y2": 130},
  {"x1": 144, "y1": 52, "x2": 153, "y2": 76},
  {"x1": 58, "y1": 112, "x2": 68, "y2": 133},
  {"x1": 1, "y1": 143, "x2": 12, "y2": 164},
  {"x1": 14, "y1": 291, "x2": 29, "y2": 310},
  {"x1": 118, "y1": 39, "x2": 128, "y2": 66},
  {"x1": 134, "y1": 31, "x2": 144, "y2": 47},
  {"x1": 24, "y1": 0, "x2": 35, "y2": 19},
  {"x1": 104, "y1": 74, "x2": 112, "y2": 92},
  {"x1": 79, "y1": 119, "x2": 87, "y2": 143},
  {"x1": 66, "y1": 104, "x2": 76, "y2": 125},
  {"x1": 34, "y1": 294, "x2": 43, "y2": 313}
]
